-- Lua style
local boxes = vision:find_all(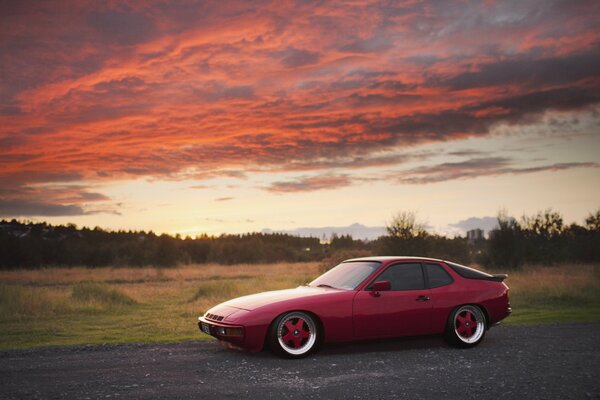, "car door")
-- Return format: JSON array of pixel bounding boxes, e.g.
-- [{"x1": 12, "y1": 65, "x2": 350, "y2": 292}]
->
[
  {"x1": 423, "y1": 262, "x2": 458, "y2": 333},
  {"x1": 353, "y1": 262, "x2": 433, "y2": 339}
]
